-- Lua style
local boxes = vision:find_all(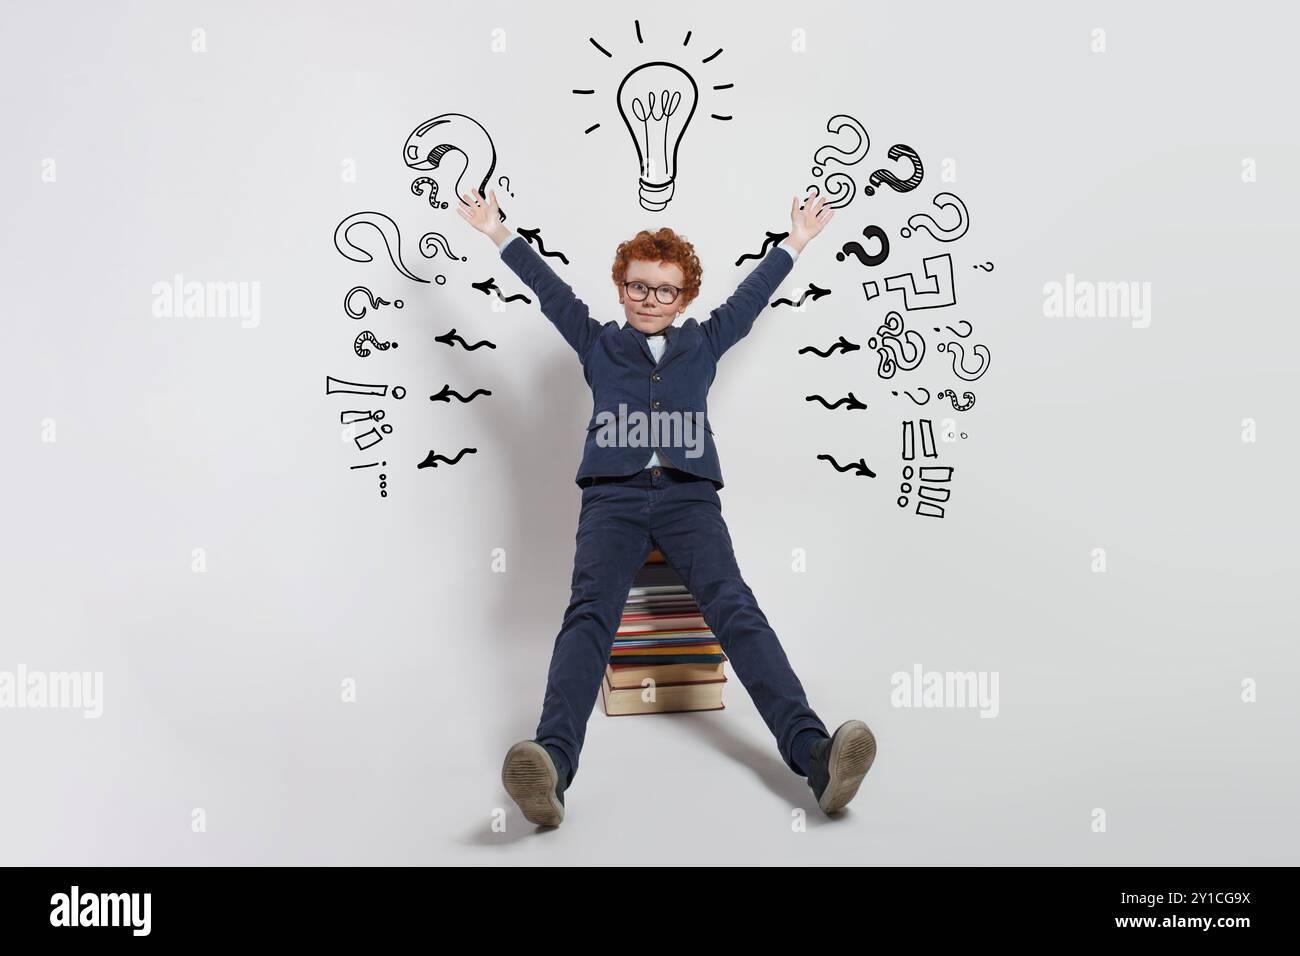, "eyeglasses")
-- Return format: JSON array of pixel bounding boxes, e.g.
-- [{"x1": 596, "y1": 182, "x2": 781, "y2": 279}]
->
[{"x1": 623, "y1": 280, "x2": 684, "y2": 305}]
